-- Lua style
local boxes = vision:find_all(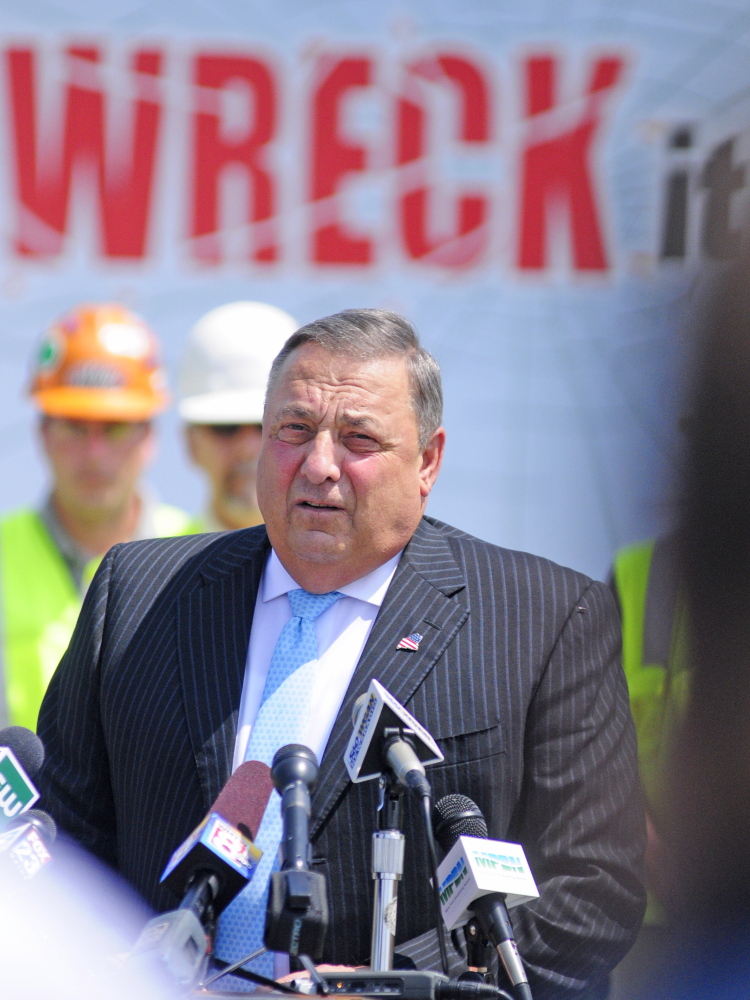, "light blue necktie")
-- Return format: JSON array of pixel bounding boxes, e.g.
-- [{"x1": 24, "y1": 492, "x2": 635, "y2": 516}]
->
[{"x1": 214, "y1": 588, "x2": 343, "y2": 987}]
